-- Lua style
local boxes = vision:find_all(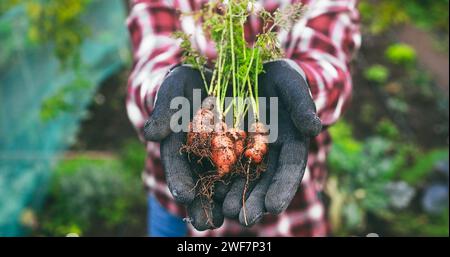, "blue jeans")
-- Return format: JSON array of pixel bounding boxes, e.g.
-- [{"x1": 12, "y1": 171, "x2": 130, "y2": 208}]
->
[{"x1": 147, "y1": 194, "x2": 187, "y2": 237}]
